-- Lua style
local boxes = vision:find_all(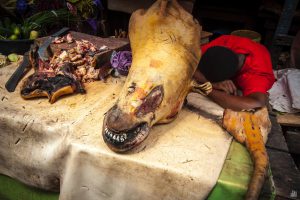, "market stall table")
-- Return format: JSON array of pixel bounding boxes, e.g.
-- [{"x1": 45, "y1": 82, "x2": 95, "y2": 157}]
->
[
  {"x1": 0, "y1": 55, "x2": 257, "y2": 200},
  {"x1": 0, "y1": 29, "x2": 277, "y2": 199}
]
